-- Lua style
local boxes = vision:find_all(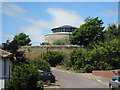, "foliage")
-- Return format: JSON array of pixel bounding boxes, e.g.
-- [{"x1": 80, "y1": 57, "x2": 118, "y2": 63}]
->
[
  {"x1": 29, "y1": 58, "x2": 50, "y2": 72},
  {"x1": 37, "y1": 81, "x2": 43, "y2": 89},
  {"x1": 7, "y1": 63, "x2": 43, "y2": 90},
  {"x1": 104, "y1": 24, "x2": 120, "y2": 41},
  {"x1": 68, "y1": 48, "x2": 114, "y2": 73},
  {"x1": 43, "y1": 50, "x2": 64, "y2": 67},
  {"x1": 40, "y1": 42, "x2": 51, "y2": 45},
  {"x1": 2, "y1": 39, "x2": 26, "y2": 64},
  {"x1": 53, "y1": 40, "x2": 65, "y2": 45},
  {"x1": 70, "y1": 17, "x2": 104, "y2": 47},
  {"x1": 2, "y1": 39, "x2": 20, "y2": 56},
  {"x1": 14, "y1": 33, "x2": 31, "y2": 46}
]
